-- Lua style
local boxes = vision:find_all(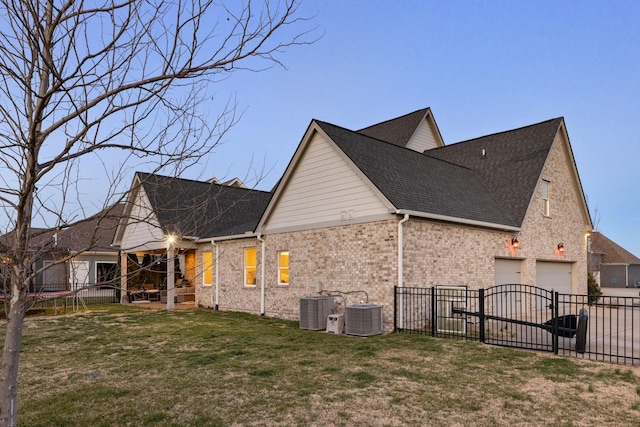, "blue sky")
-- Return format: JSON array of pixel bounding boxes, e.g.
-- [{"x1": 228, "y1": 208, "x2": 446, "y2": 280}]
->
[
  {"x1": 198, "y1": 1, "x2": 640, "y2": 255},
  {"x1": 8, "y1": 1, "x2": 638, "y2": 256}
]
